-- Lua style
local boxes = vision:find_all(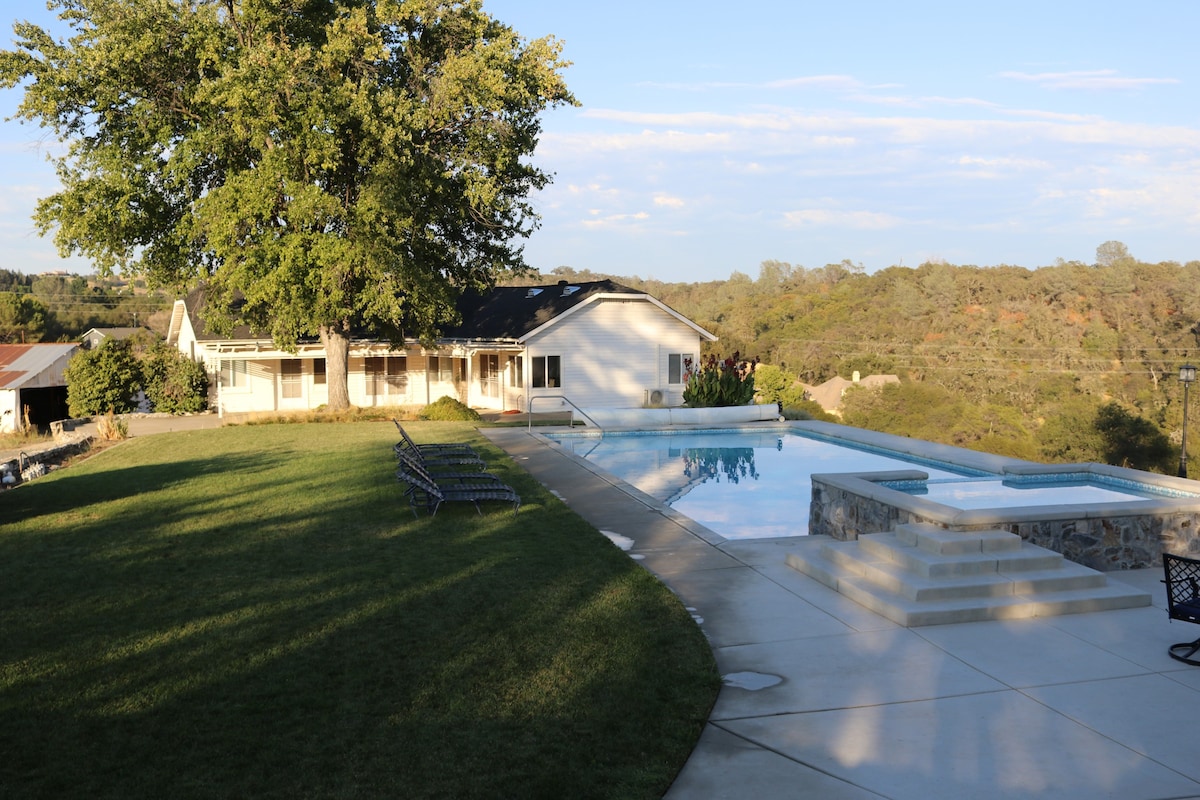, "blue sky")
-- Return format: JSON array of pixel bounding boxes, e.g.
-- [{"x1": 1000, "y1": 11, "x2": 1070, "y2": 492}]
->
[{"x1": 5, "y1": 1, "x2": 1200, "y2": 281}]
